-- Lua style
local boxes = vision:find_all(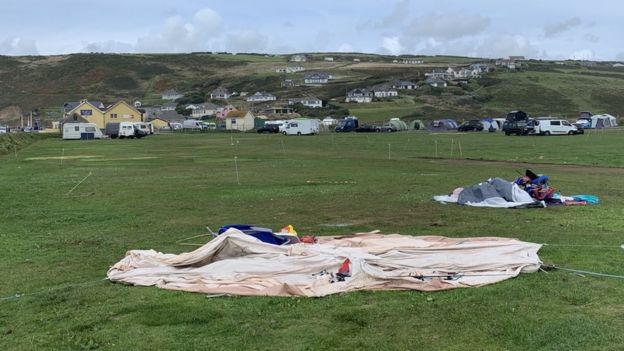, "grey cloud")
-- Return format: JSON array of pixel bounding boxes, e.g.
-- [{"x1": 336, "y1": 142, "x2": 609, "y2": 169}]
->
[
  {"x1": 544, "y1": 17, "x2": 581, "y2": 37},
  {"x1": 225, "y1": 30, "x2": 269, "y2": 53},
  {"x1": 0, "y1": 37, "x2": 38, "y2": 55},
  {"x1": 584, "y1": 33, "x2": 599, "y2": 43},
  {"x1": 401, "y1": 13, "x2": 490, "y2": 49},
  {"x1": 376, "y1": 0, "x2": 410, "y2": 28}
]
